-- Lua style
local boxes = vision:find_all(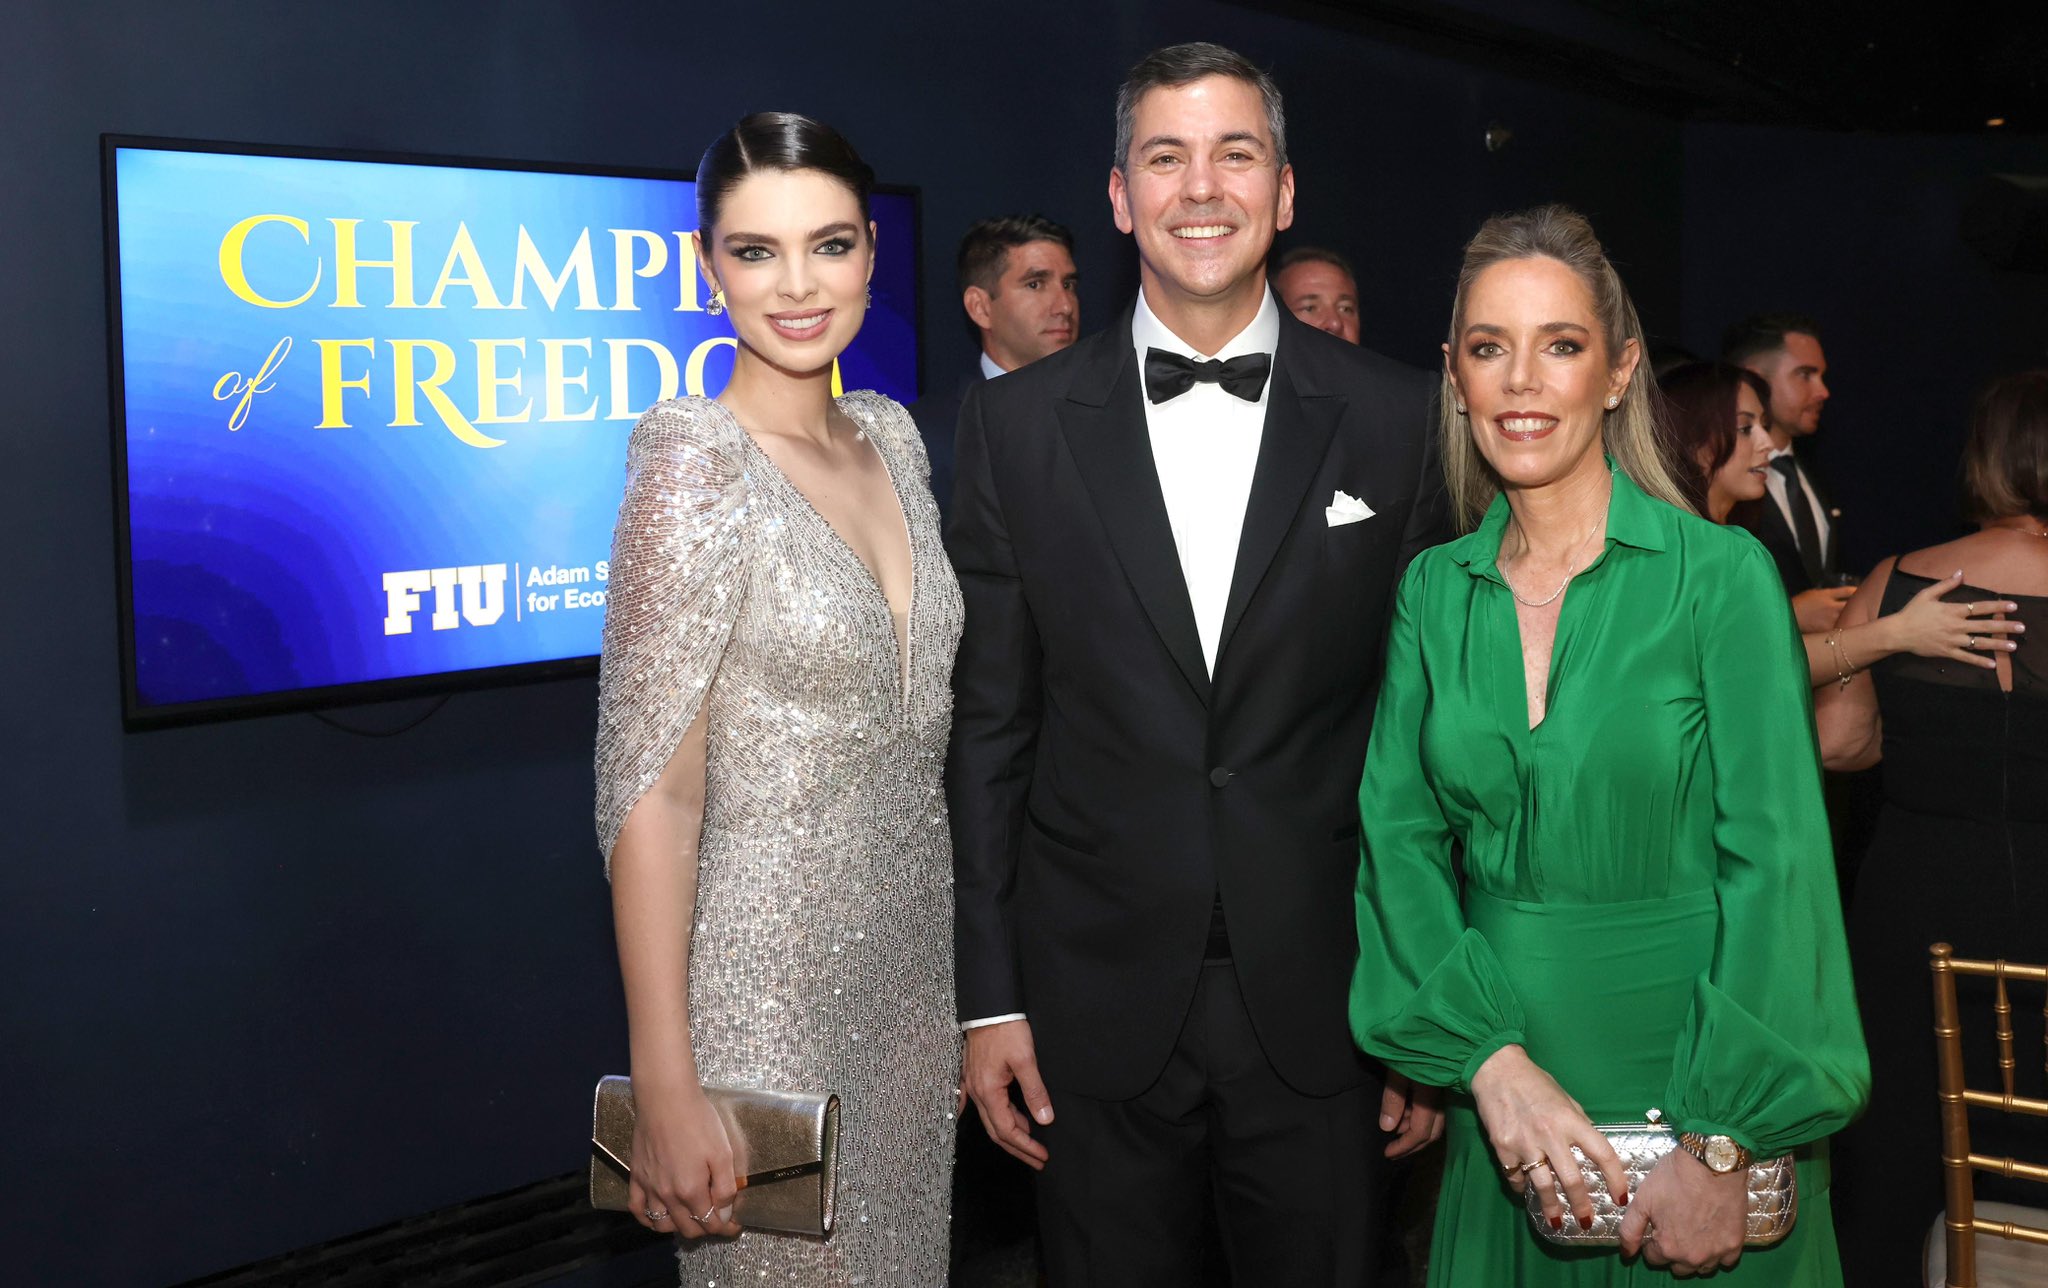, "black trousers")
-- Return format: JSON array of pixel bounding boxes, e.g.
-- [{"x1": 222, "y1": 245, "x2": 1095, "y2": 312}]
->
[{"x1": 1033, "y1": 961, "x2": 1386, "y2": 1286}]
